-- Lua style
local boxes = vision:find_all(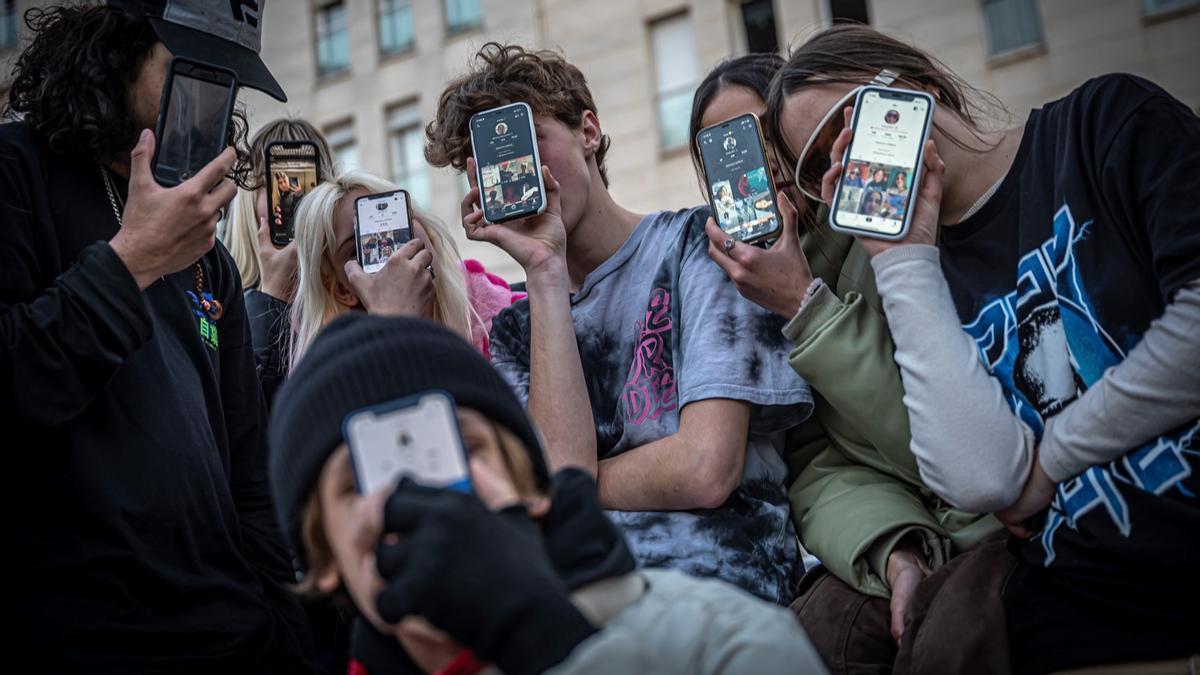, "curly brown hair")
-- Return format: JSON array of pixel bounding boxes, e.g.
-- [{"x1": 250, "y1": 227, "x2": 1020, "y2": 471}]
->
[
  {"x1": 4, "y1": 4, "x2": 253, "y2": 187},
  {"x1": 425, "y1": 42, "x2": 611, "y2": 186}
]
